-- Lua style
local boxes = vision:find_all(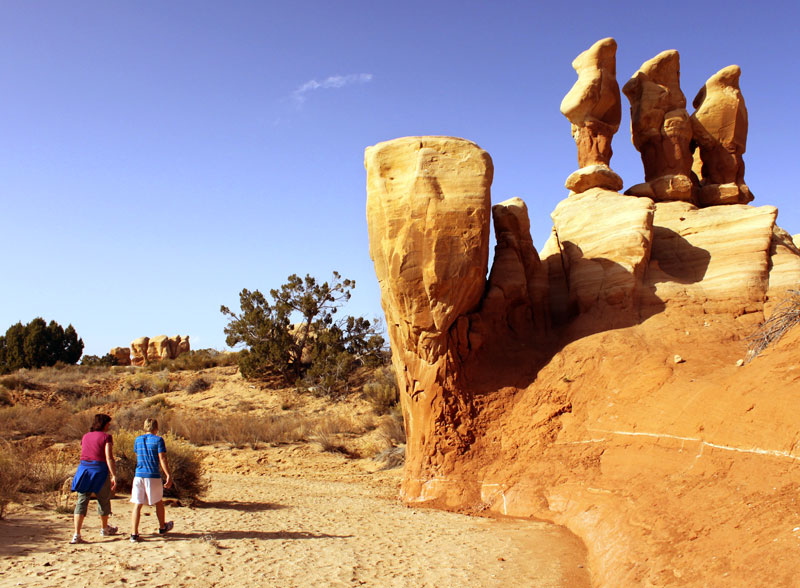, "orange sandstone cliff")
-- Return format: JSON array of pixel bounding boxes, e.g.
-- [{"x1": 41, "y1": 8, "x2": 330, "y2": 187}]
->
[{"x1": 366, "y1": 40, "x2": 800, "y2": 588}]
